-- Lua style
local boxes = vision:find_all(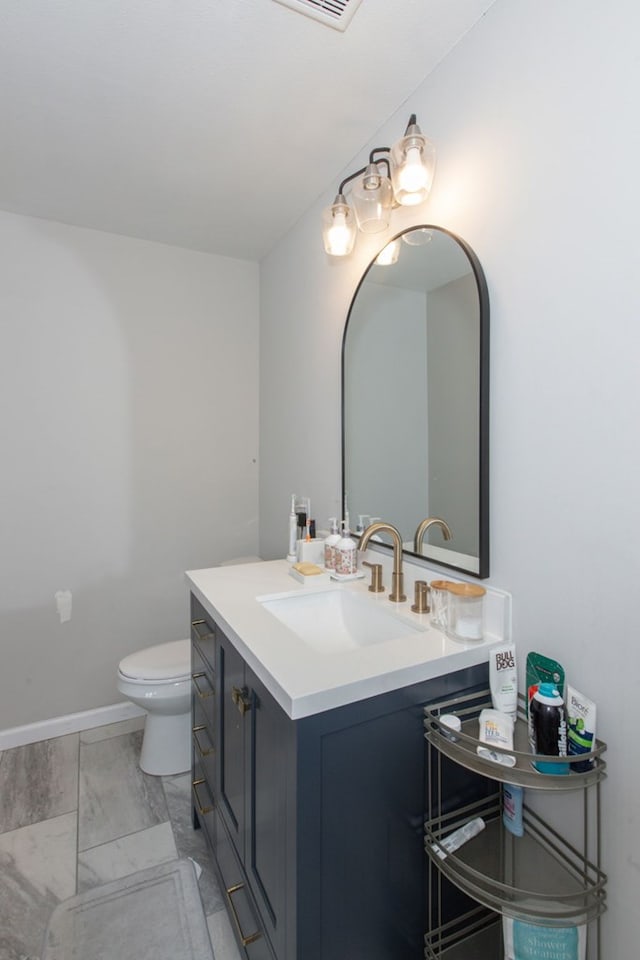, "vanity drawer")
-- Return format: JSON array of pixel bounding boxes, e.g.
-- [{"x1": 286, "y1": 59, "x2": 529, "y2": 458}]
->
[
  {"x1": 215, "y1": 809, "x2": 275, "y2": 960},
  {"x1": 193, "y1": 691, "x2": 215, "y2": 743},
  {"x1": 192, "y1": 770, "x2": 215, "y2": 840},
  {"x1": 191, "y1": 599, "x2": 216, "y2": 669},
  {"x1": 192, "y1": 702, "x2": 216, "y2": 788},
  {"x1": 192, "y1": 644, "x2": 215, "y2": 702}
]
